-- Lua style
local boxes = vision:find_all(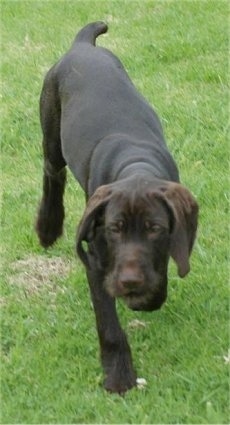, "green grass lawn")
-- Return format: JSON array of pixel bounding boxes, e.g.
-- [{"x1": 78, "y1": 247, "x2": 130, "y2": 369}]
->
[{"x1": 1, "y1": 0, "x2": 229, "y2": 423}]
